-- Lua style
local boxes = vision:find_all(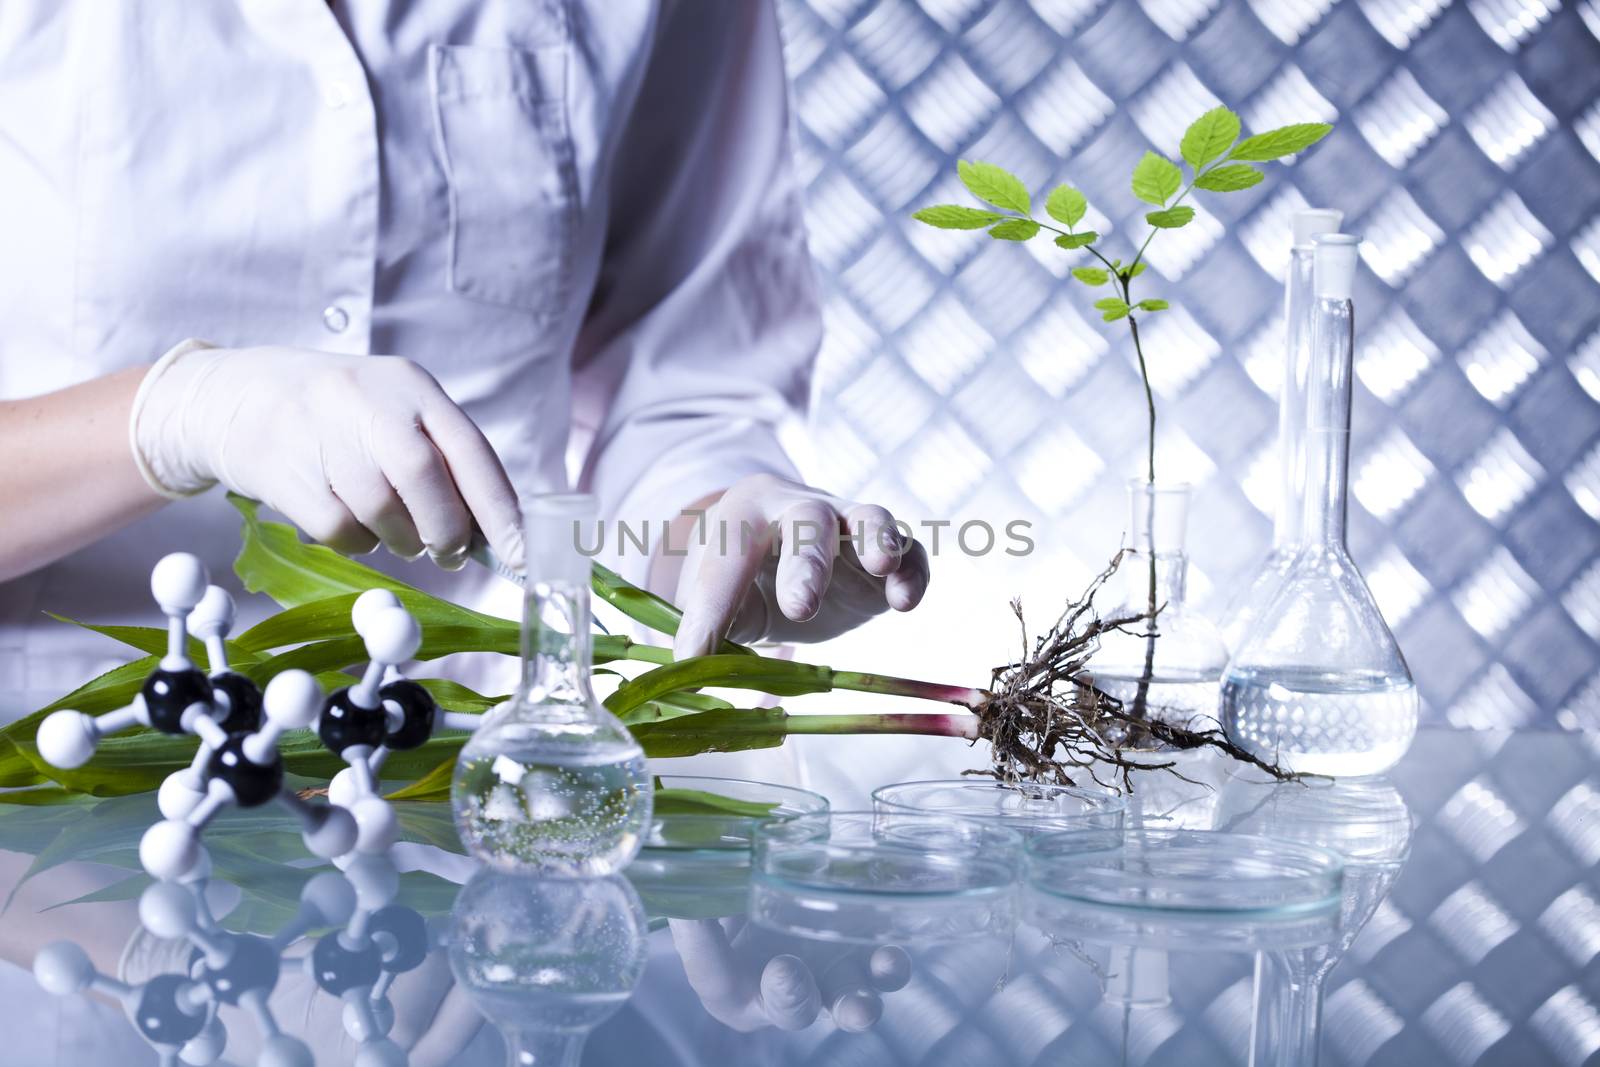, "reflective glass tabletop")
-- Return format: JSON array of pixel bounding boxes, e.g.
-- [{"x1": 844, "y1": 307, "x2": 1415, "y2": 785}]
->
[{"x1": 0, "y1": 727, "x2": 1595, "y2": 1067}]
